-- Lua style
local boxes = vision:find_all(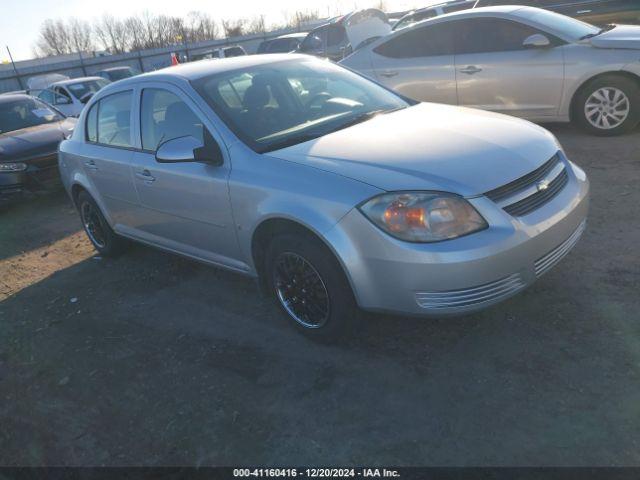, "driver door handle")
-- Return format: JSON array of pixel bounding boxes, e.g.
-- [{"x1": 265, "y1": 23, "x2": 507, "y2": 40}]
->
[
  {"x1": 380, "y1": 70, "x2": 399, "y2": 78},
  {"x1": 460, "y1": 66, "x2": 482, "y2": 75},
  {"x1": 135, "y1": 169, "x2": 156, "y2": 183}
]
